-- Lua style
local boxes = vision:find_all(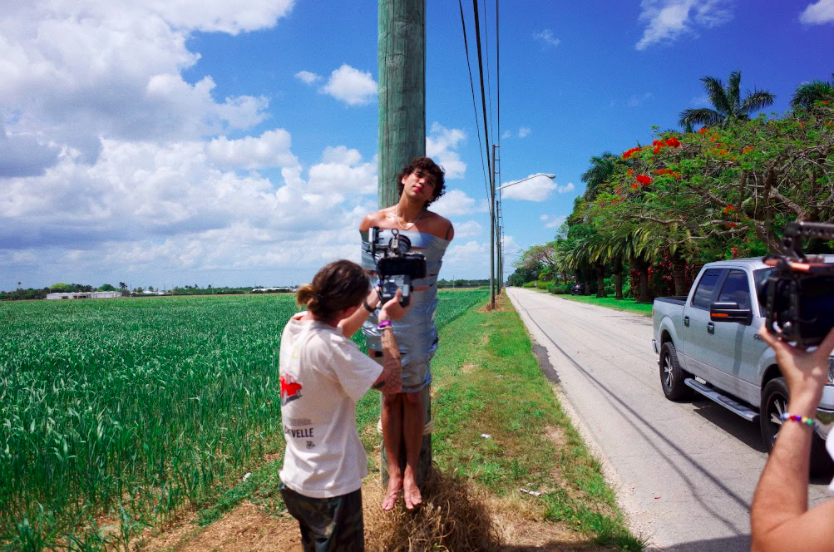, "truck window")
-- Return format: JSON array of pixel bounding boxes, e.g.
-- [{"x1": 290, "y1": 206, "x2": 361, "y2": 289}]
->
[
  {"x1": 692, "y1": 269, "x2": 722, "y2": 310},
  {"x1": 717, "y1": 270, "x2": 751, "y2": 310}
]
